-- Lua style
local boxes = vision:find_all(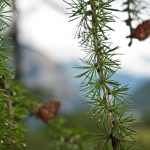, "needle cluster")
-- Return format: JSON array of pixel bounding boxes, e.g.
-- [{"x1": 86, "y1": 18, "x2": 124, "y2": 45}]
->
[
  {"x1": 64, "y1": 0, "x2": 136, "y2": 149},
  {"x1": 0, "y1": 0, "x2": 28, "y2": 149}
]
